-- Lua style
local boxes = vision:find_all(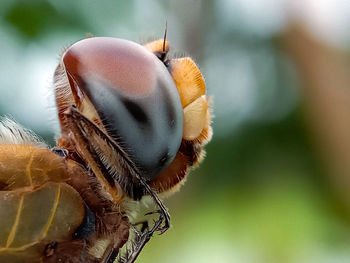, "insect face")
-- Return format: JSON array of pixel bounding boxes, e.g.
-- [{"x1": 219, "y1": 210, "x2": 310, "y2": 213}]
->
[
  {"x1": 0, "y1": 30, "x2": 212, "y2": 263},
  {"x1": 63, "y1": 37, "x2": 183, "y2": 180},
  {"x1": 54, "y1": 38, "x2": 186, "y2": 201},
  {"x1": 23, "y1": 34, "x2": 211, "y2": 262},
  {"x1": 51, "y1": 35, "x2": 212, "y2": 260}
]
